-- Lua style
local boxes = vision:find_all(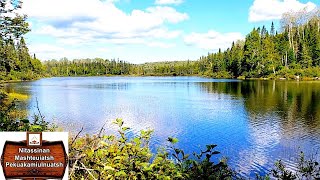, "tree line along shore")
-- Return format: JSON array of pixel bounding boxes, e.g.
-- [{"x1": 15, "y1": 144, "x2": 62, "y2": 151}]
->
[{"x1": 1, "y1": 7, "x2": 320, "y2": 82}]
